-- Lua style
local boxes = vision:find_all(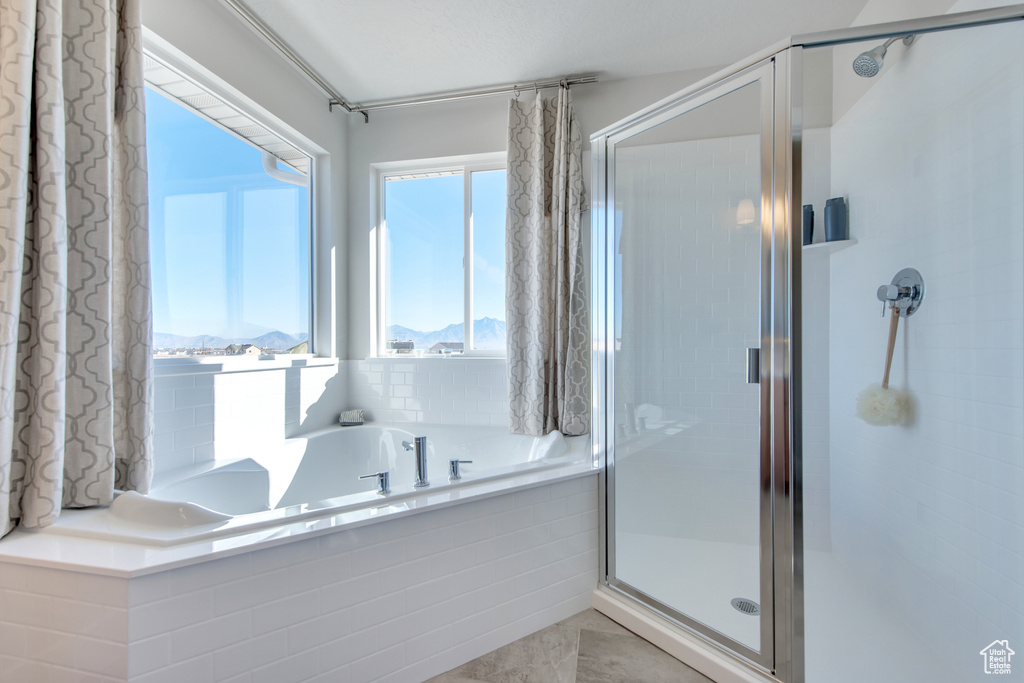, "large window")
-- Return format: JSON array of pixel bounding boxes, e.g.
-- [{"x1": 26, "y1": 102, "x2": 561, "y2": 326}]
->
[
  {"x1": 380, "y1": 160, "x2": 507, "y2": 356},
  {"x1": 145, "y1": 65, "x2": 312, "y2": 359}
]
